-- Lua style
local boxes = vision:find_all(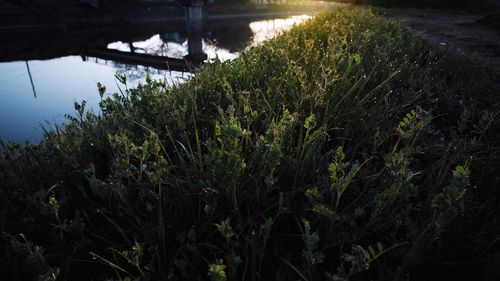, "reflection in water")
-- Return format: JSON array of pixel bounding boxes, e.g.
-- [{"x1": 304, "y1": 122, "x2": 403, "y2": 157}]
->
[
  {"x1": 85, "y1": 56, "x2": 189, "y2": 83},
  {"x1": 0, "y1": 57, "x2": 118, "y2": 142},
  {"x1": 0, "y1": 15, "x2": 311, "y2": 143},
  {"x1": 107, "y1": 36, "x2": 238, "y2": 61},
  {"x1": 25, "y1": 61, "x2": 37, "y2": 98},
  {"x1": 107, "y1": 15, "x2": 311, "y2": 62},
  {"x1": 250, "y1": 15, "x2": 311, "y2": 44}
]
